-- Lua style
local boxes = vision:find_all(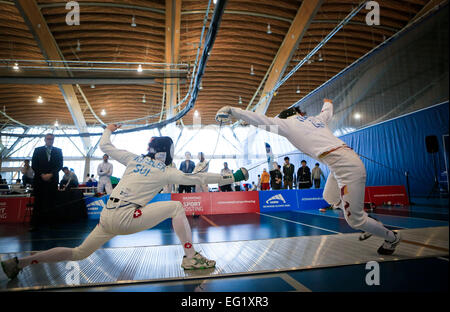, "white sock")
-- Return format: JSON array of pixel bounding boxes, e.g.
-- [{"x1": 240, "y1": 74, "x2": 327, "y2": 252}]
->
[
  {"x1": 359, "y1": 217, "x2": 396, "y2": 242},
  {"x1": 18, "y1": 247, "x2": 74, "y2": 269},
  {"x1": 172, "y1": 213, "x2": 196, "y2": 258}
]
